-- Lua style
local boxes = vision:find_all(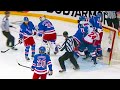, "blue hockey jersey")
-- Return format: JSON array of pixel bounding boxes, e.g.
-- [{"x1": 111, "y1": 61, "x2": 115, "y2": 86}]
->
[
  {"x1": 89, "y1": 15, "x2": 102, "y2": 29},
  {"x1": 93, "y1": 15, "x2": 102, "y2": 29},
  {"x1": 73, "y1": 22, "x2": 88, "y2": 45},
  {"x1": 38, "y1": 19, "x2": 55, "y2": 36},
  {"x1": 19, "y1": 21, "x2": 36, "y2": 39},
  {"x1": 31, "y1": 53, "x2": 52, "y2": 74}
]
